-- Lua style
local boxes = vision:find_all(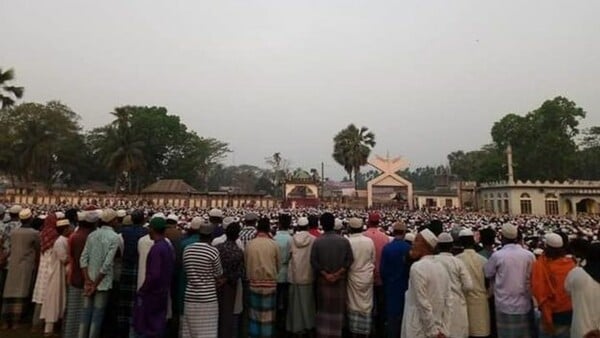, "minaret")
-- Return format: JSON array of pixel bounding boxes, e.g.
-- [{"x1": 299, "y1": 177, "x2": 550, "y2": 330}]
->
[{"x1": 506, "y1": 144, "x2": 514, "y2": 184}]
